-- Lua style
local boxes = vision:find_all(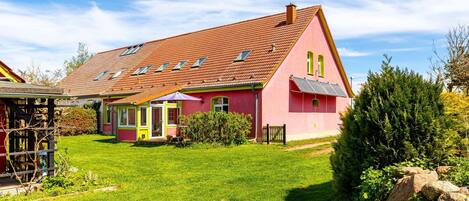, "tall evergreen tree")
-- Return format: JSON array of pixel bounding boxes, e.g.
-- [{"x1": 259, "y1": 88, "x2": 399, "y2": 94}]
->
[{"x1": 330, "y1": 56, "x2": 458, "y2": 200}]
